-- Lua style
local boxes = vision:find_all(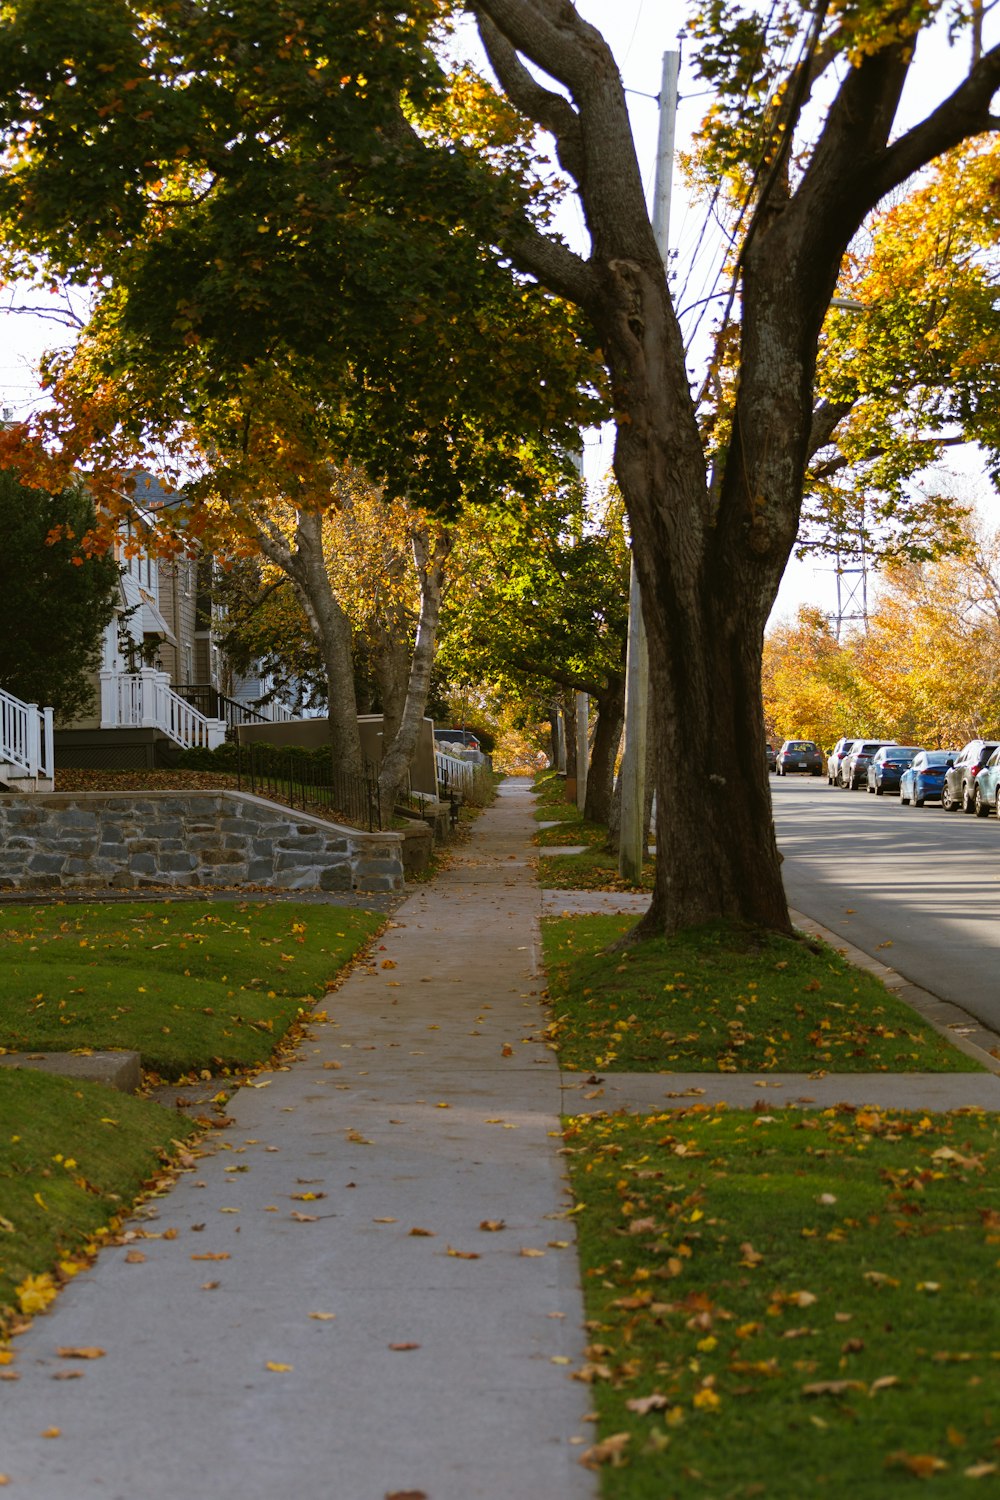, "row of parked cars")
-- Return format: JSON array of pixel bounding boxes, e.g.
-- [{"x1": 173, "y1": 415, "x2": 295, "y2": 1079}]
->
[{"x1": 770, "y1": 735, "x2": 1000, "y2": 814}]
